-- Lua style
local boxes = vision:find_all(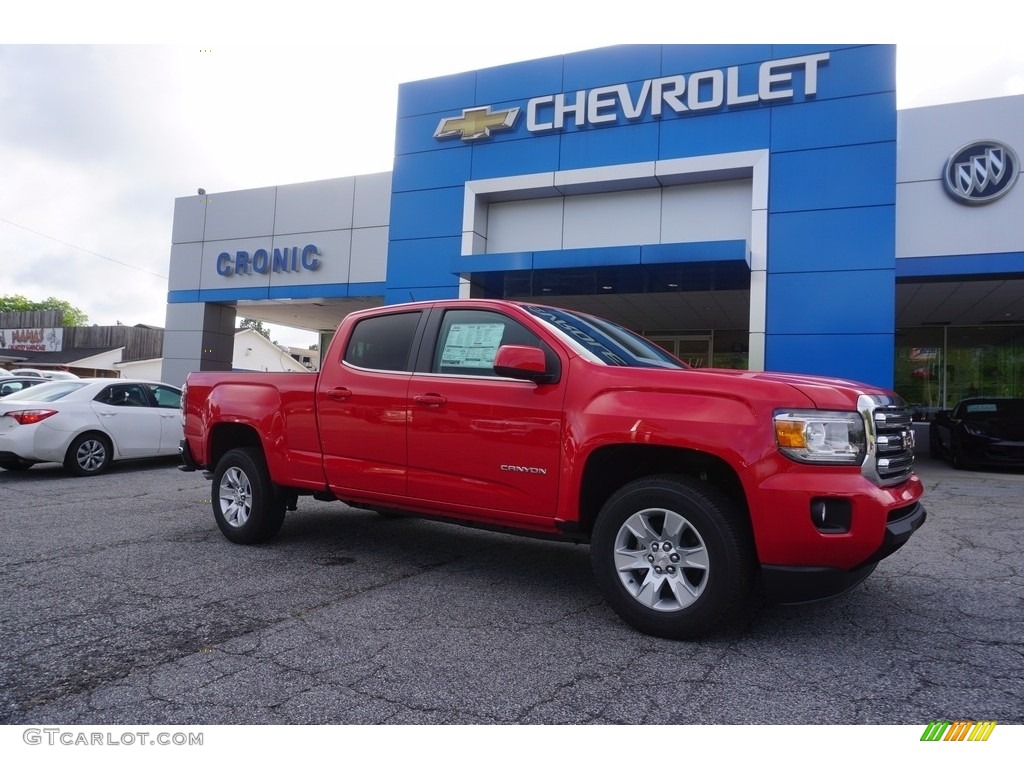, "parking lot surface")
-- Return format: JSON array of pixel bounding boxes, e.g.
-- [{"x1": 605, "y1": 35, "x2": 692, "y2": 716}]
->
[{"x1": 1, "y1": 454, "x2": 1021, "y2": 725}]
